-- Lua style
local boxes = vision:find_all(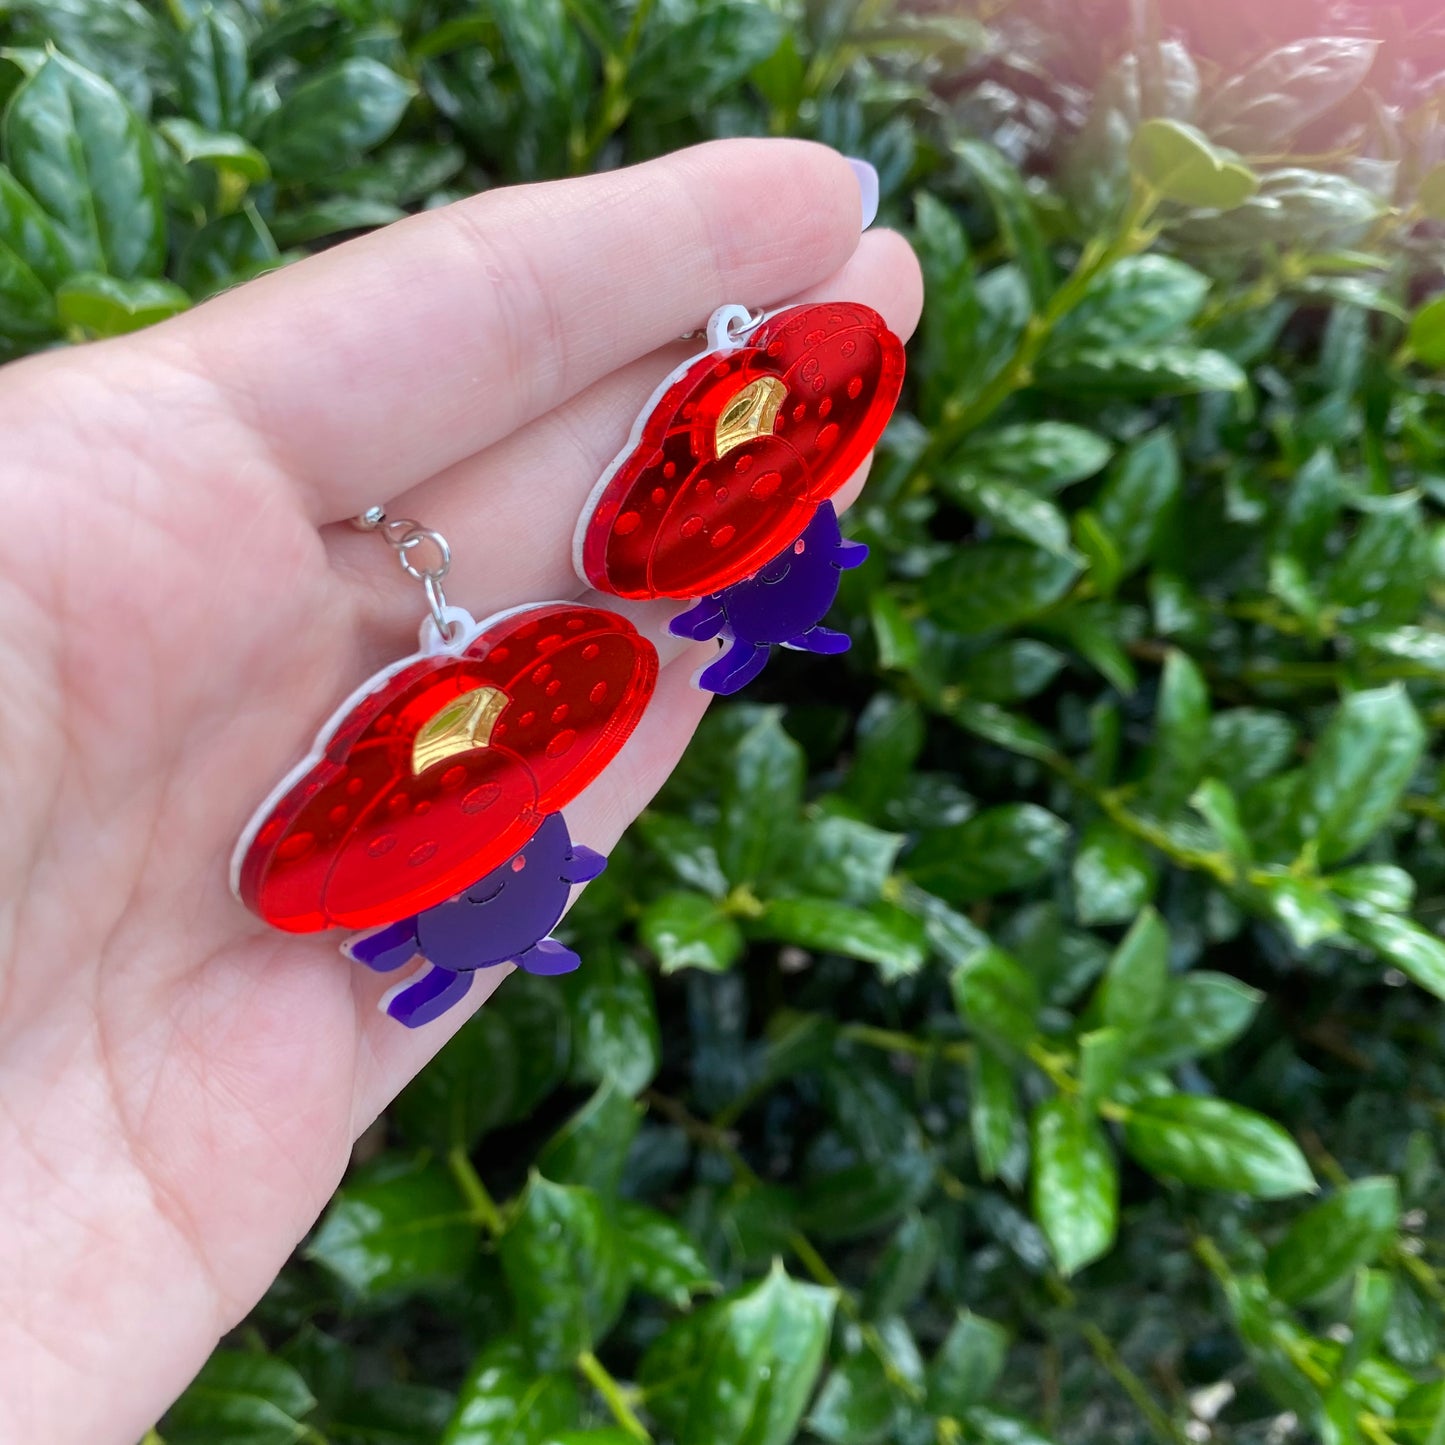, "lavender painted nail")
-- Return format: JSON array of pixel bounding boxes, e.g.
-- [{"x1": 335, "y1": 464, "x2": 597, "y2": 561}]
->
[{"x1": 846, "y1": 156, "x2": 880, "y2": 230}]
